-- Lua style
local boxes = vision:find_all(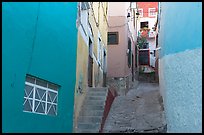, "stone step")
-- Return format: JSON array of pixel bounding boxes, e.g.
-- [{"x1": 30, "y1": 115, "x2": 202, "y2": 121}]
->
[
  {"x1": 76, "y1": 129, "x2": 98, "y2": 133},
  {"x1": 84, "y1": 99, "x2": 105, "y2": 106},
  {"x1": 78, "y1": 116, "x2": 102, "y2": 123},
  {"x1": 88, "y1": 91, "x2": 107, "y2": 96},
  {"x1": 77, "y1": 123, "x2": 100, "y2": 130},
  {"x1": 79, "y1": 110, "x2": 104, "y2": 116},
  {"x1": 85, "y1": 96, "x2": 106, "y2": 101},
  {"x1": 88, "y1": 87, "x2": 108, "y2": 92},
  {"x1": 82, "y1": 105, "x2": 105, "y2": 110}
]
